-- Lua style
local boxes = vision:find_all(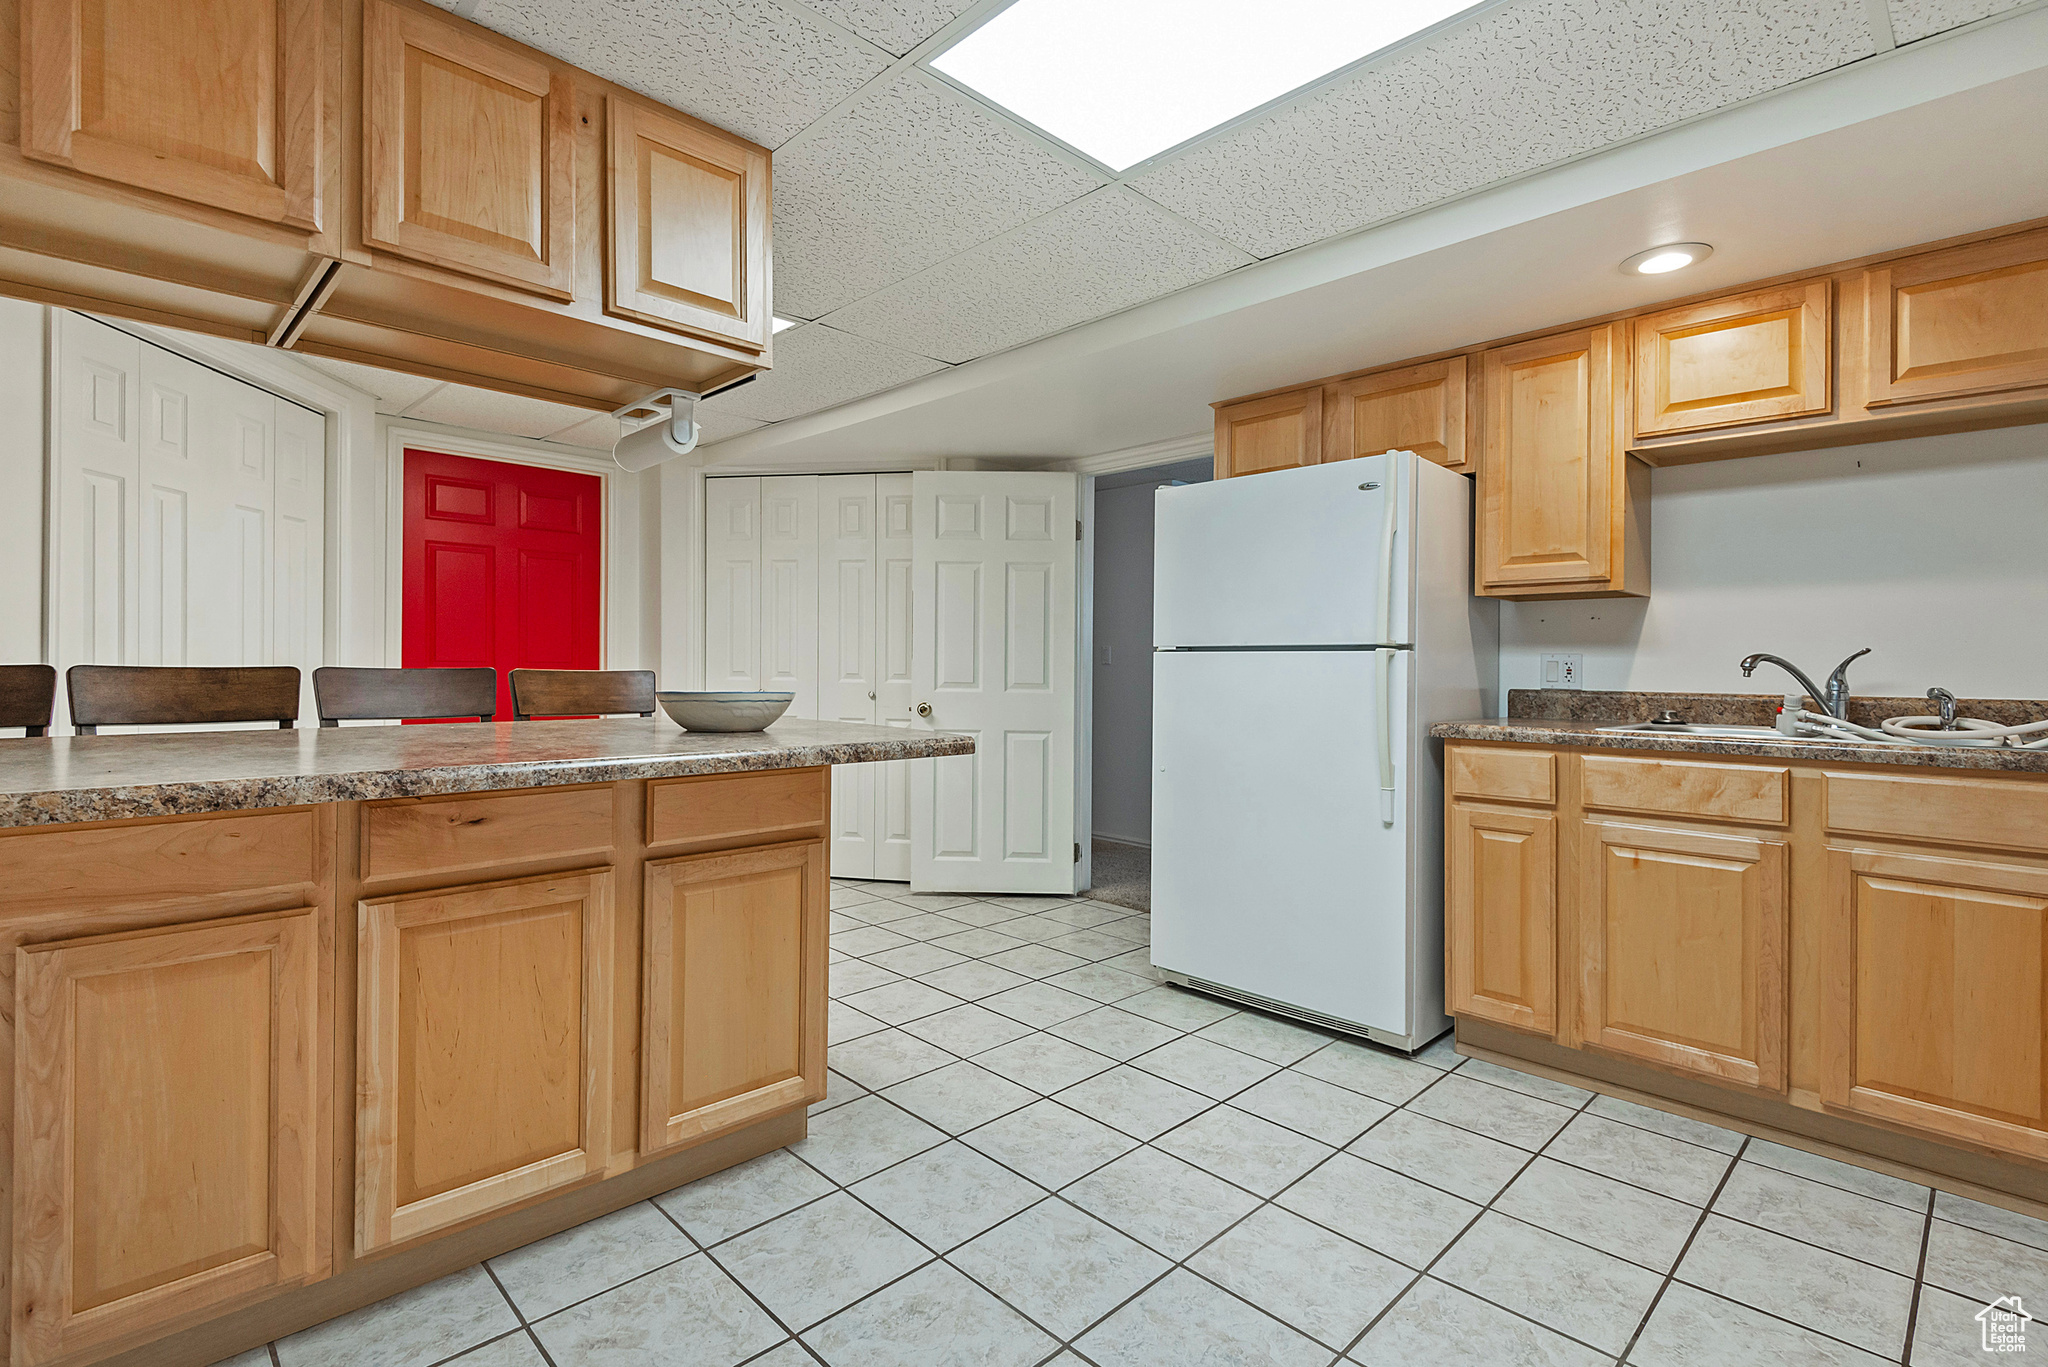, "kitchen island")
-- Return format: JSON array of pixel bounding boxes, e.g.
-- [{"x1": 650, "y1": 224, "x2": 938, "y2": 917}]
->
[
  {"x1": 1431, "y1": 689, "x2": 2048, "y2": 1216},
  {"x1": 0, "y1": 719, "x2": 971, "y2": 1367}
]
